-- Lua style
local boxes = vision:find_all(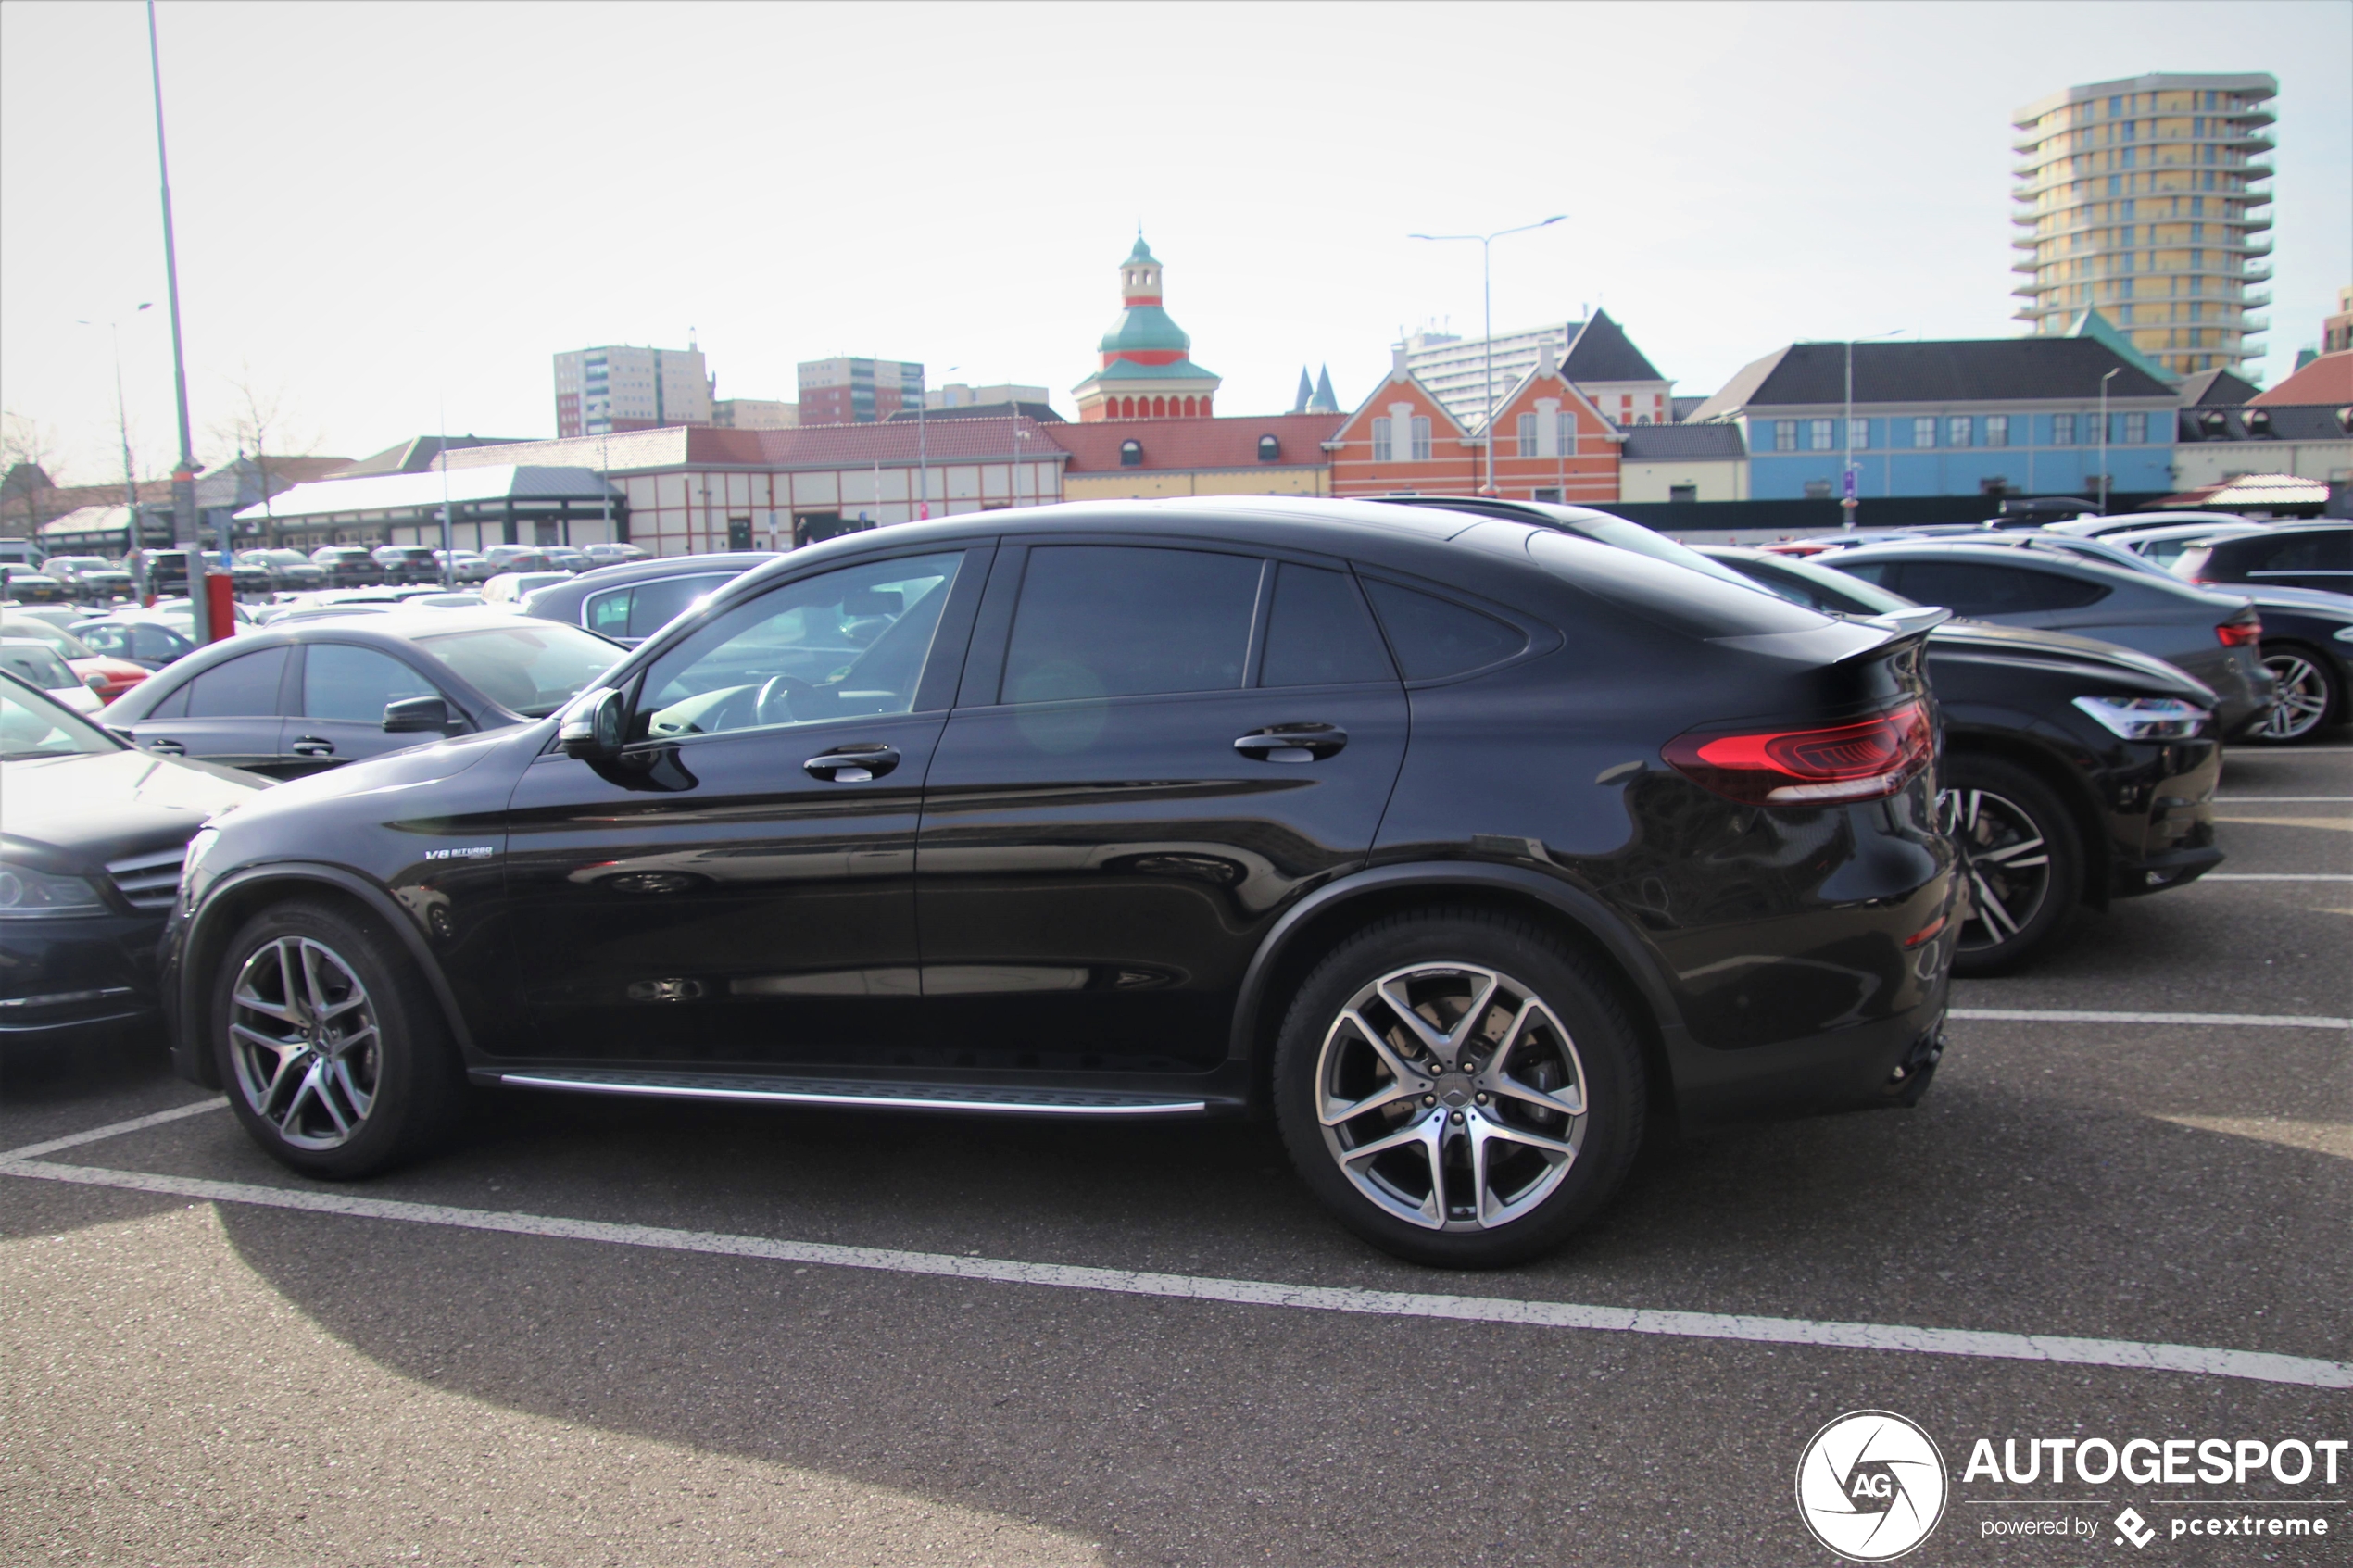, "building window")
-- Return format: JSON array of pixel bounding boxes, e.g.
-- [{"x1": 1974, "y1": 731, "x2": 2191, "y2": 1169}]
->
[
  {"x1": 1774, "y1": 420, "x2": 1798, "y2": 452},
  {"x1": 1803, "y1": 479, "x2": 1834, "y2": 499},
  {"x1": 2122, "y1": 412, "x2": 2147, "y2": 444},
  {"x1": 1371, "y1": 418, "x2": 1393, "y2": 462},
  {"x1": 2053, "y1": 412, "x2": 2077, "y2": 445},
  {"x1": 1947, "y1": 416, "x2": 1973, "y2": 447},
  {"x1": 1119, "y1": 440, "x2": 1142, "y2": 467},
  {"x1": 1410, "y1": 417, "x2": 1431, "y2": 461},
  {"x1": 1668, "y1": 484, "x2": 1698, "y2": 504},
  {"x1": 1256, "y1": 434, "x2": 1279, "y2": 463},
  {"x1": 1556, "y1": 412, "x2": 1575, "y2": 455},
  {"x1": 1913, "y1": 416, "x2": 1937, "y2": 448},
  {"x1": 1849, "y1": 419, "x2": 1869, "y2": 451},
  {"x1": 1532, "y1": 487, "x2": 1562, "y2": 503},
  {"x1": 1985, "y1": 415, "x2": 2010, "y2": 447},
  {"x1": 1808, "y1": 419, "x2": 1834, "y2": 451},
  {"x1": 1516, "y1": 412, "x2": 1537, "y2": 455}
]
